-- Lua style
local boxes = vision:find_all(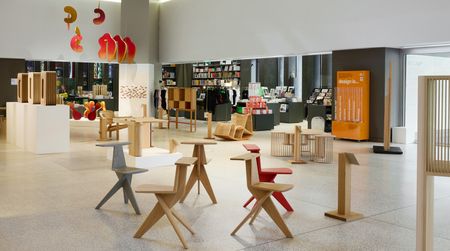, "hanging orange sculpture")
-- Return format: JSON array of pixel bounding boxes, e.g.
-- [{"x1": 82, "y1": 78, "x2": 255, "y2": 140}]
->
[
  {"x1": 93, "y1": 5, "x2": 105, "y2": 25},
  {"x1": 63, "y1": 6, "x2": 77, "y2": 30},
  {"x1": 123, "y1": 37, "x2": 136, "y2": 63},
  {"x1": 98, "y1": 33, "x2": 117, "y2": 62},
  {"x1": 113, "y1": 35, "x2": 127, "y2": 63},
  {"x1": 70, "y1": 26, "x2": 83, "y2": 53}
]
